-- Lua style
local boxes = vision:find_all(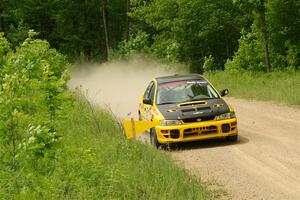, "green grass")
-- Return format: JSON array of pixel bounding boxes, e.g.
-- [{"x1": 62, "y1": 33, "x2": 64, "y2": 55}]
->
[
  {"x1": 205, "y1": 71, "x2": 300, "y2": 106},
  {"x1": 0, "y1": 93, "x2": 210, "y2": 199}
]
